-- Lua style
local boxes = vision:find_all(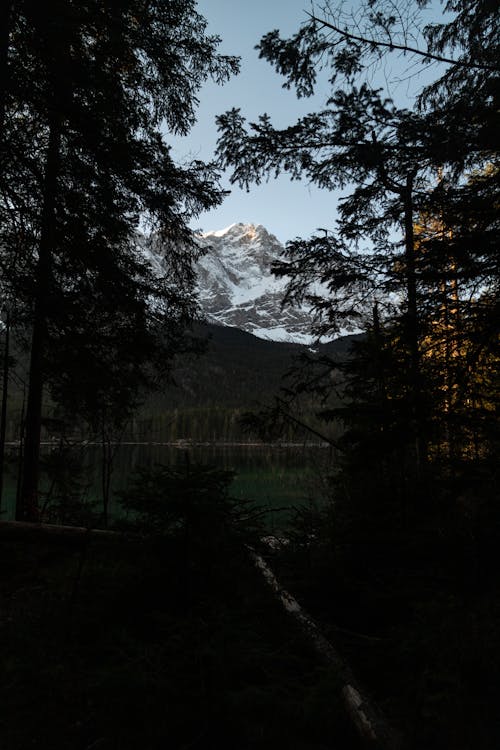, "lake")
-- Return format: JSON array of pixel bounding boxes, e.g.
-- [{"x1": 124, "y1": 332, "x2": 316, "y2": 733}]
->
[{"x1": 0, "y1": 443, "x2": 337, "y2": 529}]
